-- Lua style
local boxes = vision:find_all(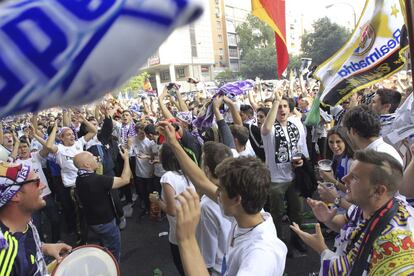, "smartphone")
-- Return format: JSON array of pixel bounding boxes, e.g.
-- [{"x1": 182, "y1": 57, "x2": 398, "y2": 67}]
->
[{"x1": 166, "y1": 82, "x2": 175, "y2": 90}]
